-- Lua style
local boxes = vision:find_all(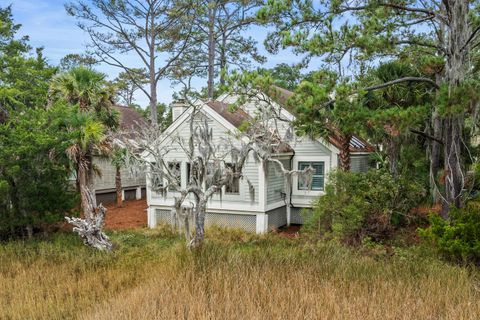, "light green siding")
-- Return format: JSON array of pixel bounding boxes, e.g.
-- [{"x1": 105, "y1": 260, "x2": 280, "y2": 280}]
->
[
  {"x1": 92, "y1": 157, "x2": 145, "y2": 191},
  {"x1": 266, "y1": 159, "x2": 290, "y2": 205}
]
